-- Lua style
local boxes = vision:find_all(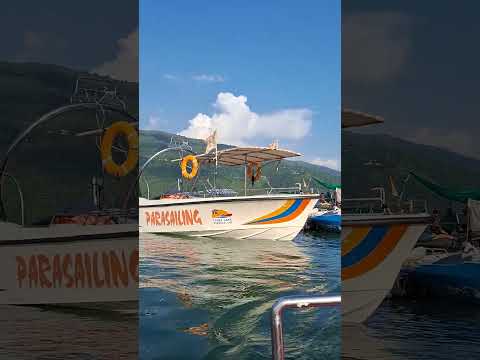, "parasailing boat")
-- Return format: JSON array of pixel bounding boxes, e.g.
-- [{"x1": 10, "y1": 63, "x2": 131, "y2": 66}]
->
[
  {"x1": 139, "y1": 139, "x2": 319, "y2": 241},
  {"x1": 341, "y1": 110, "x2": 431, "y2": 323},
  {"x1": 0, "y1": 77, "x2": 139, "y2": 306}
]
